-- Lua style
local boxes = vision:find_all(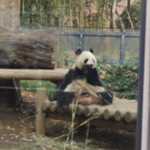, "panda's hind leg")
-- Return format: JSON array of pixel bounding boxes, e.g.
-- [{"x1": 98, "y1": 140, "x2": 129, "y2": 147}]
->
[
  {"x1": 56, "y1": 91, "x2": 75, "y2": 113},
  {"x1": 97, "y1": 91, "x2": 113, "y2": 105}
]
